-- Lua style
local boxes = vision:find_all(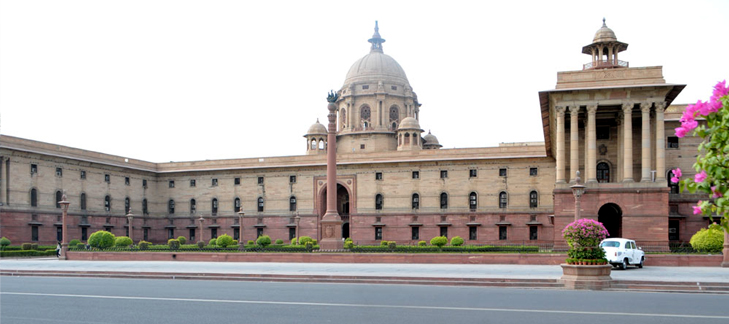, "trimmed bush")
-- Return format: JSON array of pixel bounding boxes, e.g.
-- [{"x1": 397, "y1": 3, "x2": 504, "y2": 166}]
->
[
  {"x1": 344, "y1": 240, "x2": 354, "y2": 249},
  {"x1": 380, "y1": 240, "x2": 389, "y2": 247},
  {"x1": 208, "y1": 238, "x2": 217, "y2": 246},
  {"x1": 298, "y1": 236, "x2": 313, "y2": 246},
  {"x1": 168, "y1": 239, "x2": 181, "y2": 249},
  {"x1": 0, "y1": 237, "x2": 10, "y2": 247},
  {"x1": 256, "y1": 235, "x2": 272, "y2": 247},
  {"x1": 690, "y1": 227, "x2": 725, "y2": 253},
  {"x1": 305, "y1": 242, "x2": 313, "y2": 251},
  {"x1": 275, "y1": 239, "x2": 284, "y2": 245},
  {"x1": 30, "y1": 243, "x2": 39, "y2": 250},
  {"x1": 388, "y1": 241, "x2": 397, "y2": 251},
  {"x1": 418, "y1": 240, "x2": 427, "y2": 246},
  {"x1": 291, "y1": 238, "x2": 297, "y2": 245},
  {"x1": 138, "y1": 241, "x2": 151, "y2": 250},
  {"x1": 68, "y1": 239, "x2": 81, "y2": 247},
  {"x1": 430, "y1": 236, "x2": 447, "y2": 248},
  {"x1": 312, "y1": 239, "x2": 317, "y2": 245},
  {"x1": 450, "y1": 236, "x2": 464, "y2": 246},
  {"x1": 197, "y1": 241, "x2": 205, "y2": 249},
  {"x1": 21, "y1": 243, "x2": 32, "y2": 250},
  {"x1": 247, "y1": 240, "x2": 255, "y2": 245},
  {"x1": 115, "y1": 236, "x2": 133, "y2": 247},
  {"x1": 88, "y1": 231, "x2": 116, "y2": 249},
  {"x1": 76, "y1": 243, "x2": 86, "y2": 250},
  {"x1": 177, "y1": 236, "x2": 187, "y2": 245},
  {"x1": 216, "y1": 234, "x2": 234, "y2": 248}
]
